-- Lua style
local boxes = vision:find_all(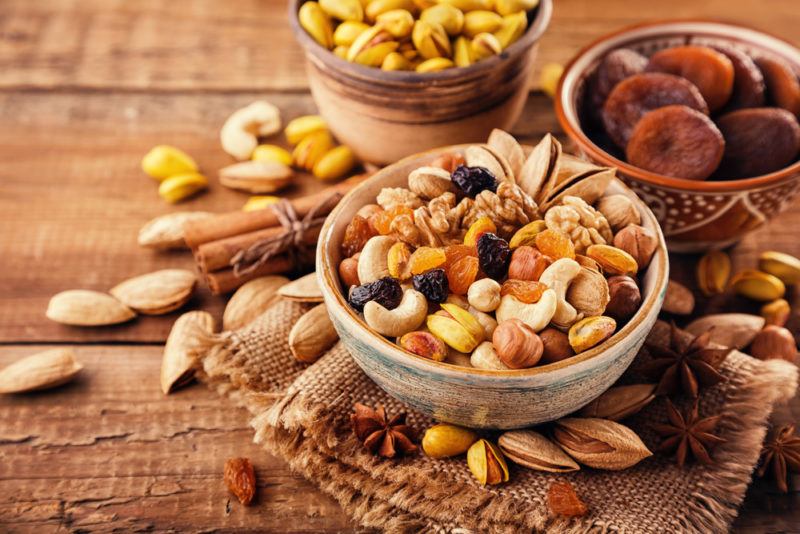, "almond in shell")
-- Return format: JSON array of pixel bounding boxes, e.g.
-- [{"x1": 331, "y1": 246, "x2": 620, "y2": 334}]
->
[
  {"x1": 46, "y1": 290, "x2": 136, "y2": 326},
  {"x1": 498, "y1": 430, "x2": 579, "y2": 472},
  {"x1": 161, "y1": 311, "x2": 215, "y2": 394},
  {"x1": 137, "y1": 211, "x2": 215, "y2": 249},
  {"x1": 684, "y1": 313, "x2": 765, "y2": 350},
  {"x1": 110, "y1": 269, "x2": 196, "y2": 315},
  {"x1": 553, "y1": 417, "x2": 652, "y2": 470},
  {"x1": 277, "y1": 273, "x2": 324, "y2": 303},
  {"x1": 223, "y1": 275, "x2": 289, "y2": 331},
  {"x1": 0, "y1": 348, "x2": 83, "y2": 394},
  {"x1": 578, "y1": 383, "x2": 656, "y2": 421},
  {"x1": 289, "y1": 303, "x2": 339, "y2": 363}
]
